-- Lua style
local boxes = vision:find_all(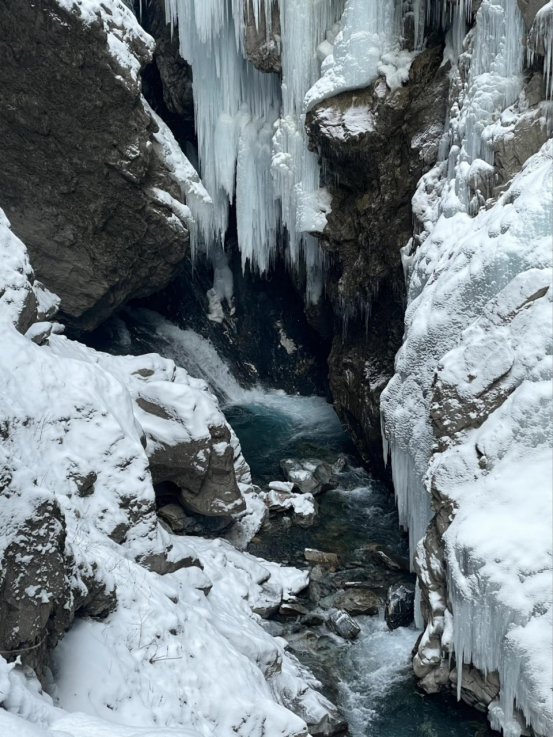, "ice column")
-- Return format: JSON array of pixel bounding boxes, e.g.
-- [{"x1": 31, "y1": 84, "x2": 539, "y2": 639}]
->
[
  {"x1": 441, "y1": 0, "x2": 525, "y2": 213},
  {"x1": 381, "y1": 0, "x2": 526, "y2": 563},
  {"x1": 164, "y1": 0, "x2": 281, "y2": 274},
  {"x1": 271, "y1": 0, "x2": 345, "y2": 302}
]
